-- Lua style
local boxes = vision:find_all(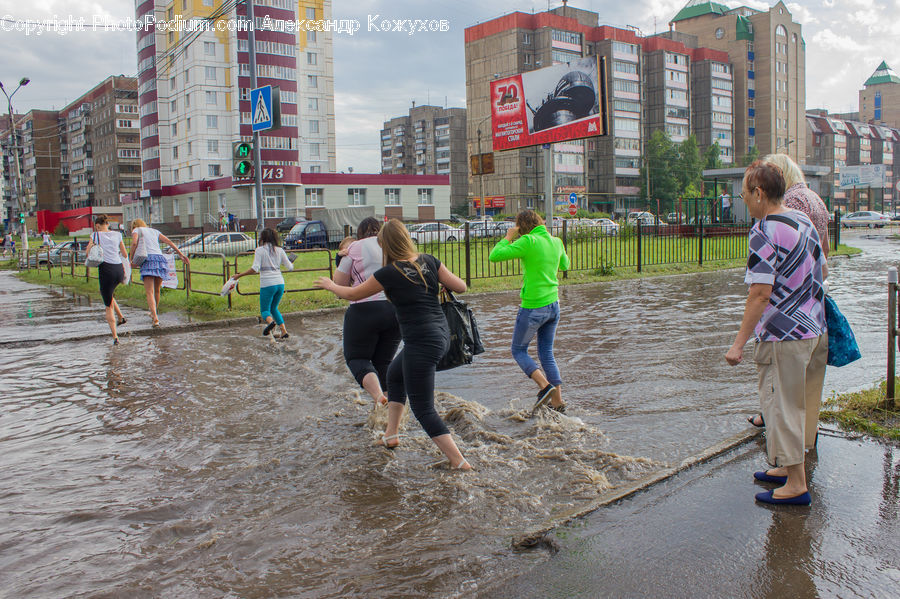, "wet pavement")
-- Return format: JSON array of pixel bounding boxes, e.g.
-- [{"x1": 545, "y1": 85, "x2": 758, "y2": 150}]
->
[{"x1": 0, "y1": 230, "x2": 897, "y2": 597}]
